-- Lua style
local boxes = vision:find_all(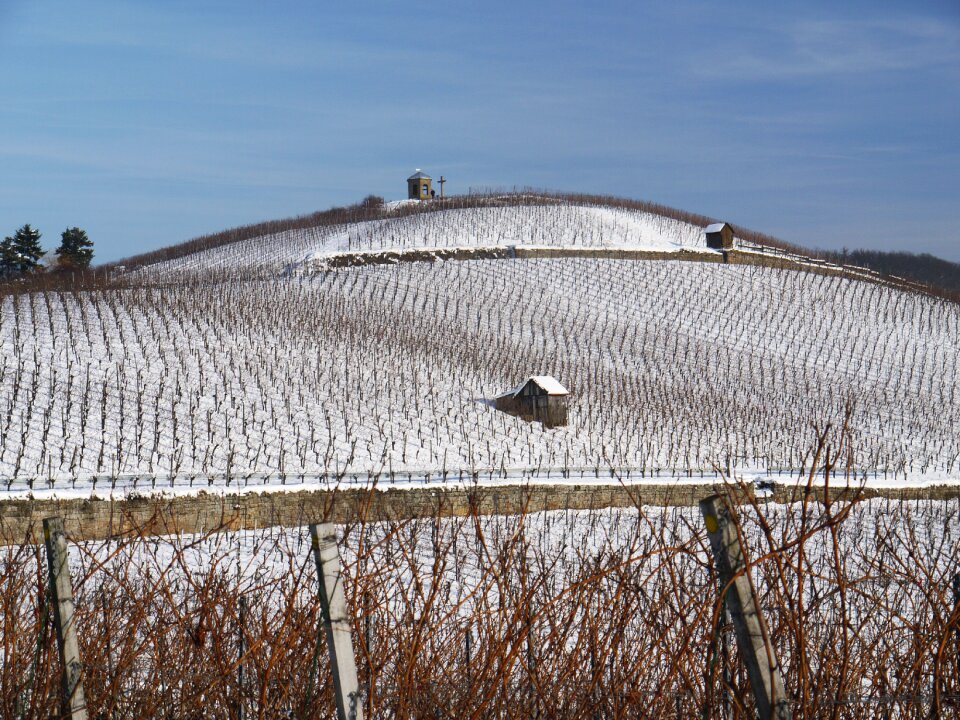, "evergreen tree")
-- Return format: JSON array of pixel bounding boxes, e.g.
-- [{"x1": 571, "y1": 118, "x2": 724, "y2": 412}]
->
[
  {"x1": 56, "y1": 227, "x2": 94, "y2": 269},
  {"x1": 1, "y1": 224, "x2": 44, "y2": 275},
  {"x1": 0, "y1": 236, "x2": 17, "y2": 278}
]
